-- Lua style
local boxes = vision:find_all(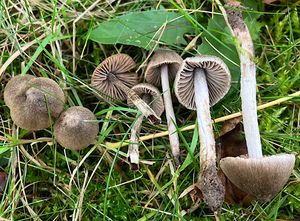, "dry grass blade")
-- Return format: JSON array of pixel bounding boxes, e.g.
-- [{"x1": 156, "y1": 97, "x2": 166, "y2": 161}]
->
[{"x1": 105, "y1": 90, "x2": 300, "y2": 148}]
